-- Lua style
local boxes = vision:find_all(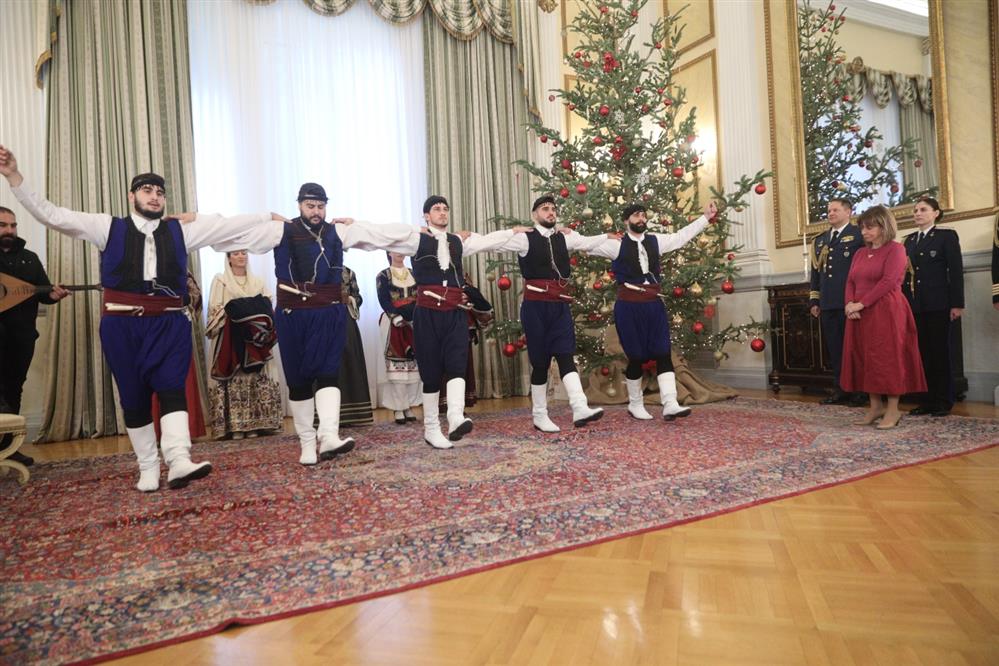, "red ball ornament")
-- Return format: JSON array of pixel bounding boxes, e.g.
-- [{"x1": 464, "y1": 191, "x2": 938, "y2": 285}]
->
[
  {"x1": 691, "y1": 155, "x2": 699, "y2": 164},
  {"x1": 842, "y1": 94, "x2": 851, "y2": 102},
  {"x1": 569, "y1": 256, "x2": 579, "y2": 266},
  {"x1": 540, "y1": 135, "x2": 549, "y2": 143},
  {"x1": 634, "y1": 87, "x2": 643, "y2": 94},
  {"x1": 497, "y1": 275, "x2": 512, "y2": 291},
  {"x1": 630, "y1": 10, "x2": 638, "y2": 17},
  {"x1": 829, "y1": 3, "x2": 836, "y2": 10},
  {"x1": 552, "y1": 141, "x2": 559, "y2": 147},
  {"x1": 607, "y1": 270, "x2": 615, "y2": 280},
  {"x1": 583, "y1": 61, "x2": 592, "y2": 69},
  {"x1": 560, "y1": 187, "x2": 570, "y2": 198},
  {"x1": 726, "y1": 252, "x2": 735, "y2": 260},
  {"x1": 587, "y1": 313, "x2": 601, "y2": 321},
  {"x1": 614, "y1": 135, "x2": 623, "y2": 144},
  {"x1": 548, "y1": 94, "x2": 556, "y2": 102},
  {"x1": 914, "y1": 159, "x2": 923, "y2": 167},
  {"x1": 750, "y1": 338, "x2": 766, "y2": 353},
  {"x1": 574, "y1": 51, "x2": 582, "y2": 59},
  {"x1": 599, "y1": 105, "x2": 610, "y2": 117},
  {"x1": 654, "y1": 42, "x2": 662, "y2": 49},
  {"x1": 656, "y1": 87, "x2": 665, "y2": 94},
  {"x1": 576, "y1": 183, "x2": 588, "y2": 195},
  {"x1": 890, "y1": 183, "x2": 900, "y2": 193},
  {"x1": 692, "y1": 321, "x2": 705, "y2": 334},
  {"x1": 686, "y1": 134, "x2": 697, "y2": 143},
  {"x1": 641, "y1": 104, "x2": 650, "y2": 113},
  {"x1": 831, "y1": 179, "x2": 839, "y2": 188},
  {"x1": 672, "y1": 167, "x2": 685, "y2": 178},
  {"x1": 721, "y1": 280, "x2": 735, "y2": 294},
  {"x1": 592, "y1": 280, "x2": 603, "y2": 290},
  {"x1": 754, "y1": 183, "x2": 767, "y2": 195},
  {"x1": 593, "y1": 136, "x2": 604, "y2": 146},
  {"x1": 567, "y1": 103, "x2": 576, "y2": 111},
  {"x1": 514, "y1": 339, "x2": 526, "y2": 350},
  {"x1": 858, "y1": 160, "x2": 866, "y2": 167},
  {"x1": 703, "y1": 305, "x2": 716, "y2": 318},
  {"x1": 672, "y1": 286, "x2": 685, "y2": 298},
  {"x1": 663, "y1": 98, "x2": 673, "y2": 107},
  {"x1": 600, "y1": 366, "x2": 611, "y2": 376},
  {"x1": 502, "y1": 343, "x2": 517, "y2": 357},
  {"x1": 568, "y1": 221, "x2": 579, "y2": 230},
  {"x1": 560, "y1": 159, "x2": 572, "y2": 170},
  {"x1": 599, "y1": 5, "x2": 608, "y2": 13},
  {"x1": 665, "y1": 156, "x2": 675, "y2": 166}
]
